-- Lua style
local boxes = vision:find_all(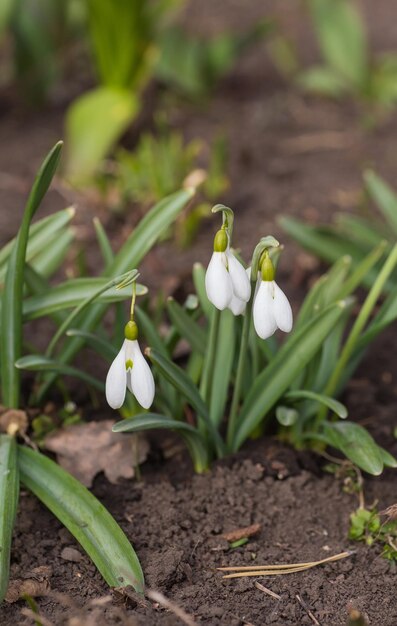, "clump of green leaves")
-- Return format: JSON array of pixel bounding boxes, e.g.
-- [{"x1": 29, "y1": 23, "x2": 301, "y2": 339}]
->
[
  {"x1": 349, "y1": 506, "x2": 397, "y2": 561},
  {"x1": 104, "y1": 206, "x2": 397, "y2": 476},
  {"x1": 0, "y1": 140, "x2": 196, "y2": 604},
  {"x1": 299, "y1": 0, "x2": 397, "y2": 116}
]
